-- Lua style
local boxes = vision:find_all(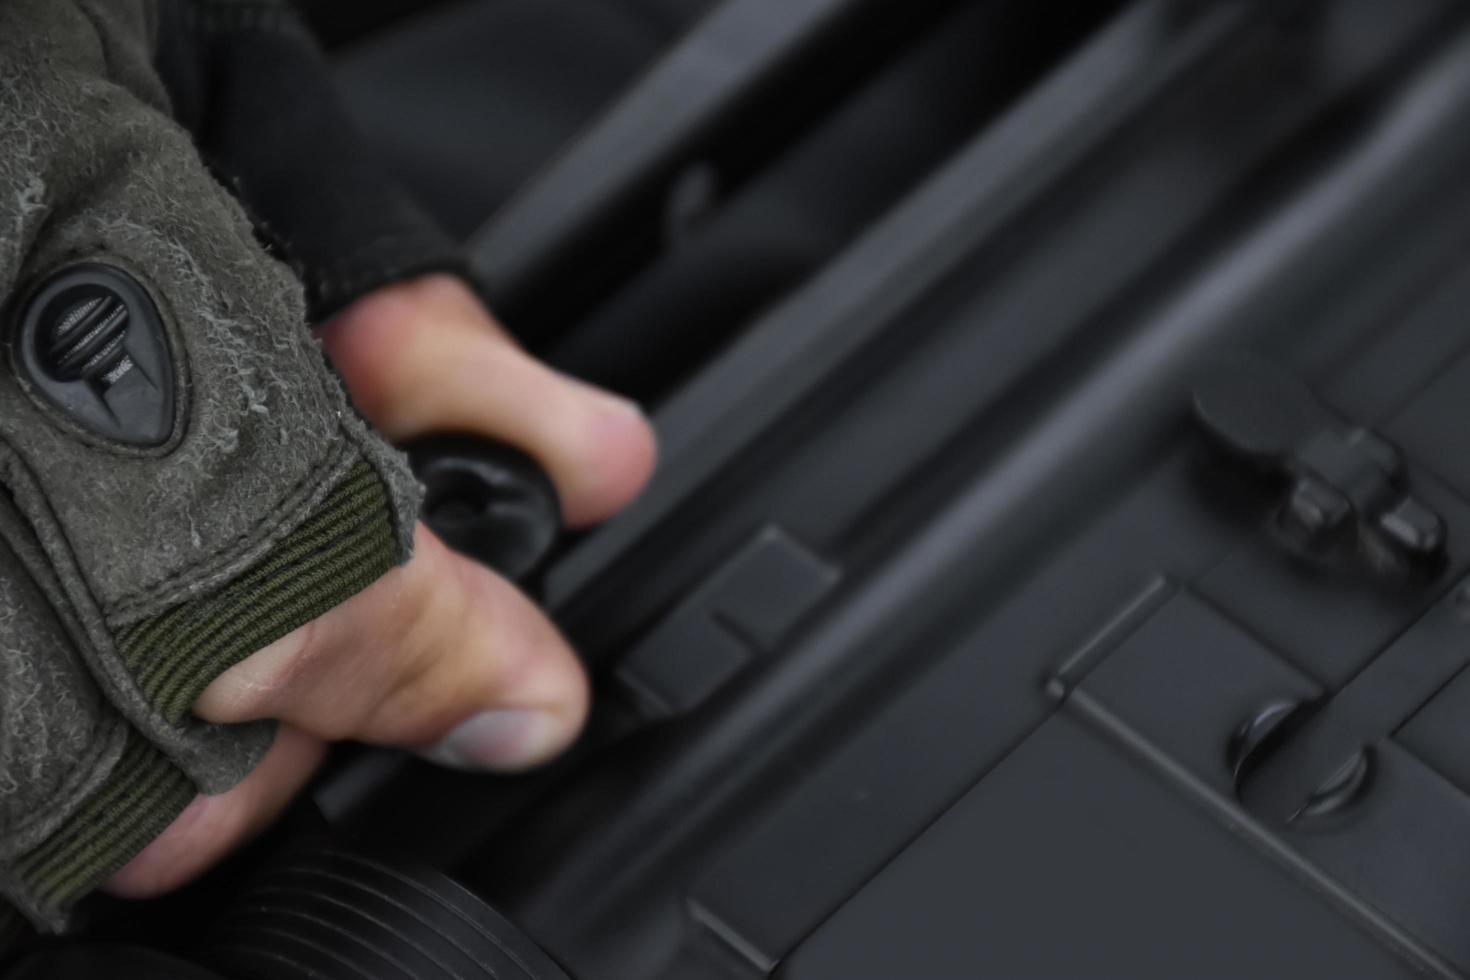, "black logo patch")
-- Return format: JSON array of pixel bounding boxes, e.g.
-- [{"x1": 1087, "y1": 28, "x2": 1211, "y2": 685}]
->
[{"x1": 10, "y1": 263, "x2": 176, "y2": 447}]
